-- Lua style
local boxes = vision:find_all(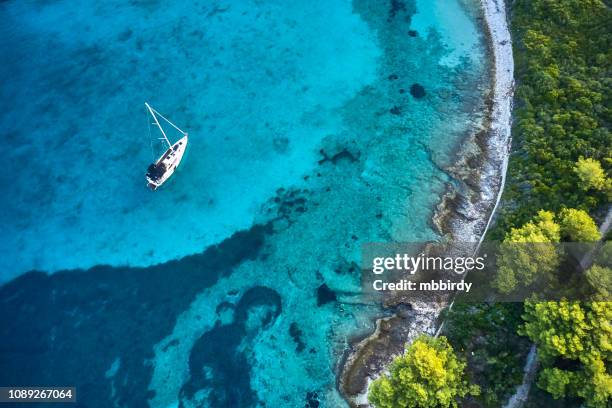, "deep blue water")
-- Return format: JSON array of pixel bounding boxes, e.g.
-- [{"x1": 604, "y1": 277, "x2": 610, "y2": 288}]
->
[{"x1": 0, "y1": 0, "x2": 490, "y2": 406}]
